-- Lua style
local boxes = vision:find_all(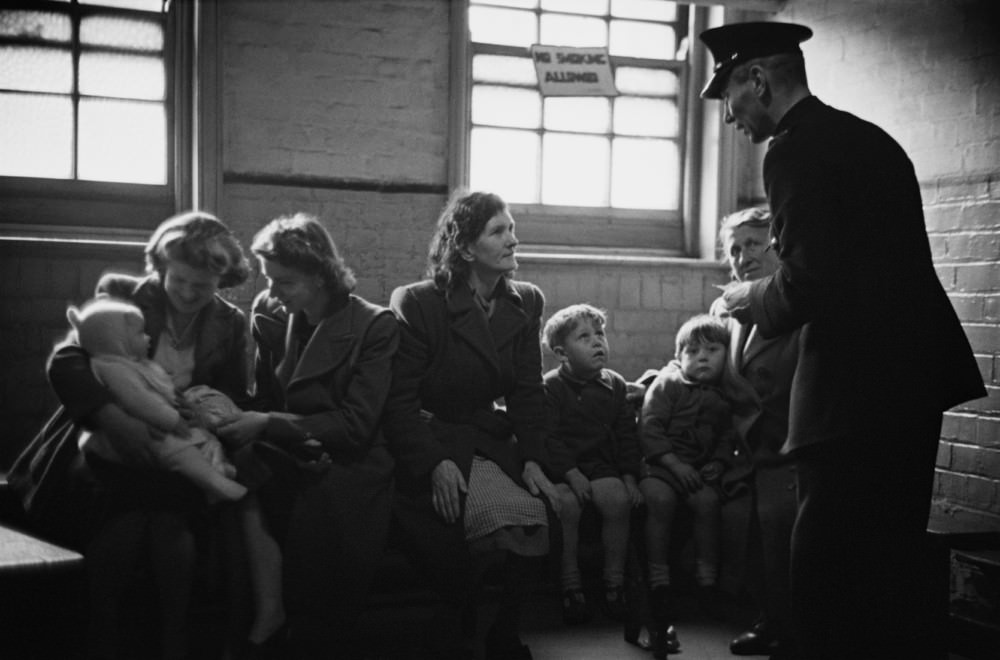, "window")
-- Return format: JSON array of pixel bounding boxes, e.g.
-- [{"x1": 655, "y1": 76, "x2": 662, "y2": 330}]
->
[
  {"x1": 456, "y1": 0, "x2": 704, "y2": 251},
  {"x1": 0, "y1": 0, "x2": 196, "y2": 235}
]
